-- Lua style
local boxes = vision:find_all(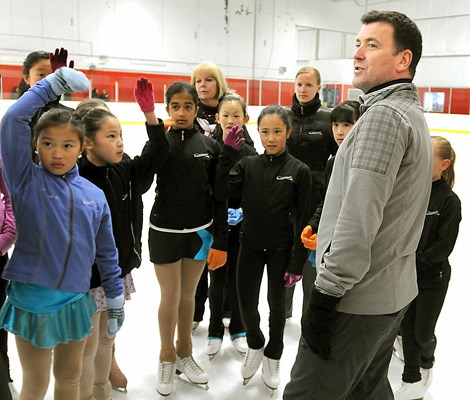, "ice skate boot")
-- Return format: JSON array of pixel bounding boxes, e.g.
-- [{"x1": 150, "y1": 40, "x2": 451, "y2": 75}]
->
[
  {"x1": 262, "y1": 356, "x2": 280, "y2": 396},
  {"x1": 420, "y1": 367, "x2": 433, "y2": 391},
  {"x1": 241, "y1": 347, "x2": 264, "y2": 385},
  {"x1": 156, "y1": 361, "x2": 176, "y2": 397},
  {"x1": 231, "y1": 332, "x2": 248, "y2": 355},
  {"x1": 393, "y1": 380, "x2": 425, "y2": 400},
  {"x1": 206, "y1": 337, "x2": 222, "y2": 360},
  {"x1": 109, "y1": 348, "x2": 128, "y2": 393},
  {"x1": 176, "y1": 355, "x2": 209, "y2": 390}
]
